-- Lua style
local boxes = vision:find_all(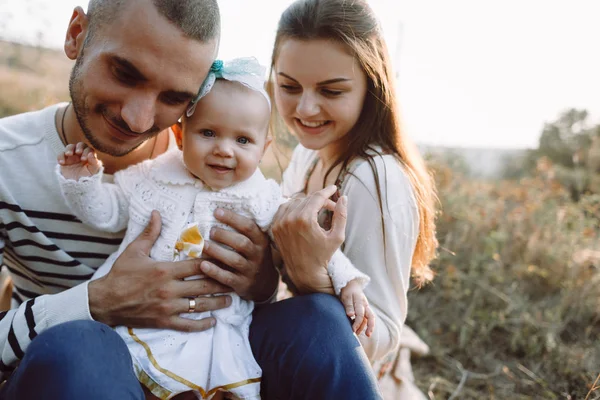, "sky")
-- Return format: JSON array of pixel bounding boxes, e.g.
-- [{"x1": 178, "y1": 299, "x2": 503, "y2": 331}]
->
[{"x1": 1, "y1": 0, "x2": 599, "y2": 149}]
